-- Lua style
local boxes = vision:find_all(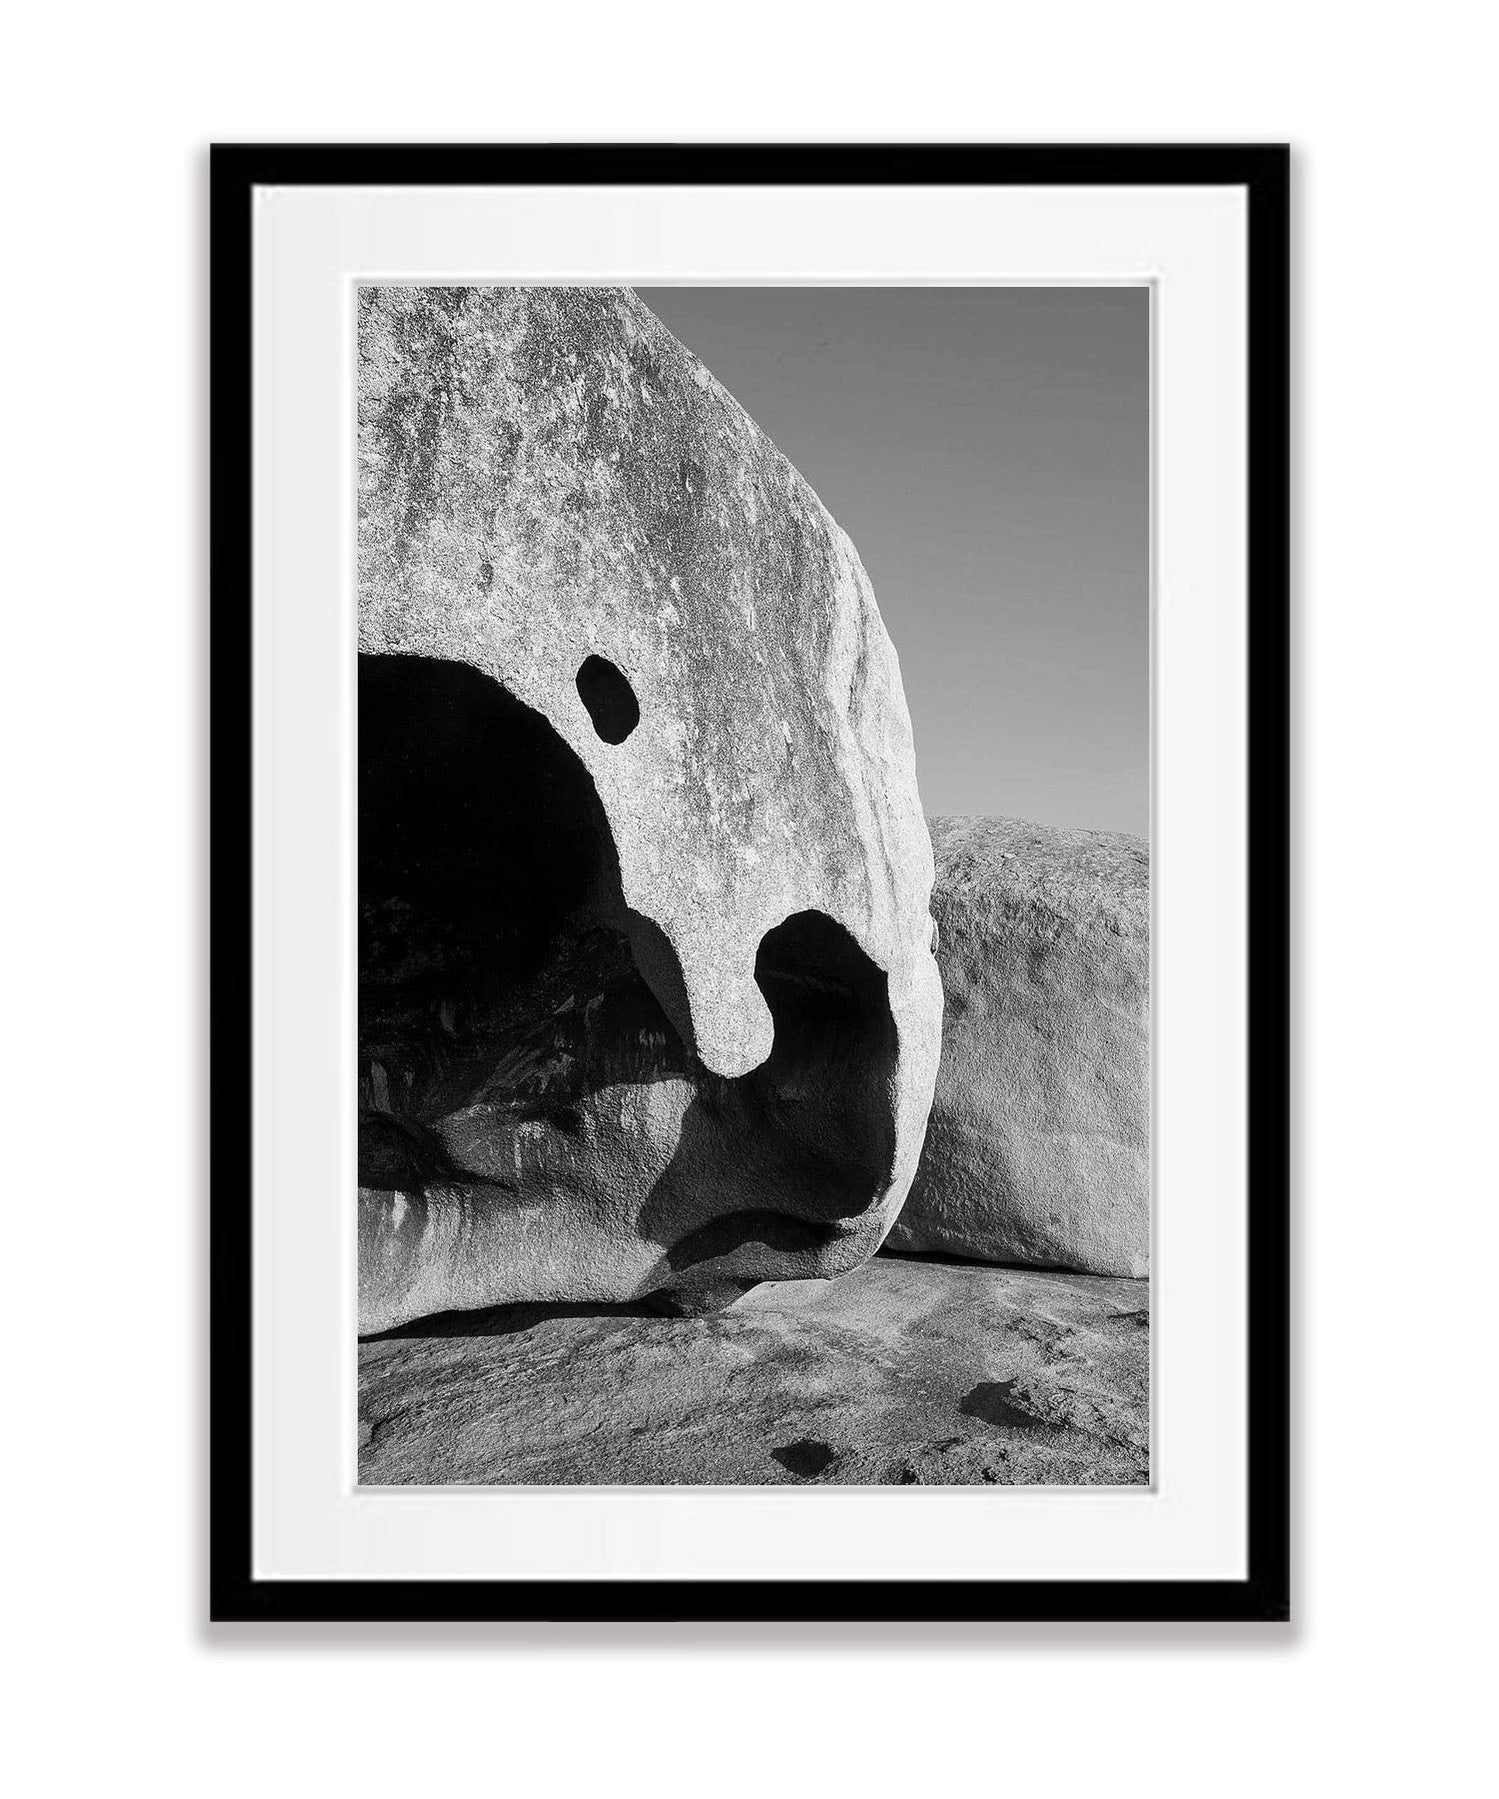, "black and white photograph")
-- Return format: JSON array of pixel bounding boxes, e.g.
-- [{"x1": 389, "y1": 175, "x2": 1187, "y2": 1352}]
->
[
  {"x1": 211, "y1": 145, "x2": 1293, "y2": 1621},
  {"x1": 16, "y1": 9, "x2": 1499, "y2": 1788},
  {"x1": 355, "y1": 282, "x2": 1150, "y2": 1487}
]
